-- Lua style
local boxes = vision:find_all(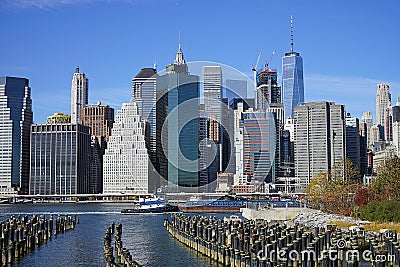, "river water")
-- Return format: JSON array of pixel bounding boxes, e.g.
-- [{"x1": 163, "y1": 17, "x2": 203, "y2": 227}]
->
[{"x1": 0, "y1": 203, "x2": 233, "y2": 267}]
